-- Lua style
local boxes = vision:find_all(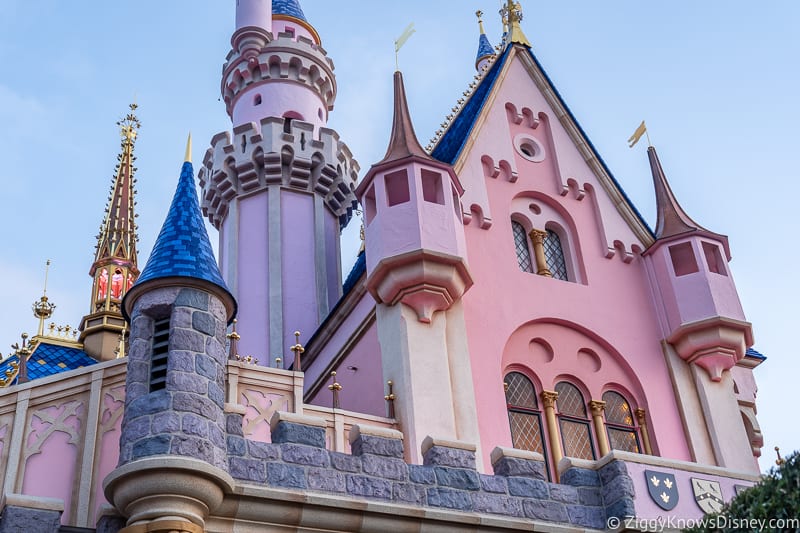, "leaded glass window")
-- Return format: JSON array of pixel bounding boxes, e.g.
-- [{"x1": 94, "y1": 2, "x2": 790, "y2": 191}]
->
[
  {"x1": 603, "y1": 391, "x2": 641, "y2": 453},
  {"x1": 512, "y1": 222, "x2": 533, "y2": 273},
  {"x1": 505, "y1": 372, "x2": 547, "y2": 459},
  {"x1": 555, "y1": 381, "x2": 595, "y2": 460},
  {"x1": 544, "y1": 229, "x2": 568, "y2": 281}
]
